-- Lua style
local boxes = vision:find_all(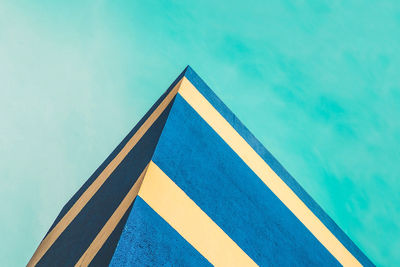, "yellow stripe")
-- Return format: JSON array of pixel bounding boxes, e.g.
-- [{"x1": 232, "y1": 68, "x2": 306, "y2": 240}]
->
[
  {"x1": 28, "y1": 79, "x2": 183, "y2": 267},
  {"x1": 178, "y1": 77, "x2": 361, "y2": 267},
  {"x1": 138, "y1": 161, "x2": 258, "y2": 267},
  {"x1": 75, "y1": 166, "x2": 148, "y2": 267}
]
